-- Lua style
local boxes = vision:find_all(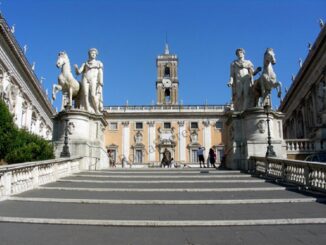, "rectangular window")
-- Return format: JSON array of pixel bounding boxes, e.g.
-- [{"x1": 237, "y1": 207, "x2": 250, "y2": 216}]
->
[
  {"x1": 164, "y1": 122, "x2": 171, "y2": 129},
  {"x1": 109, "y1": 122, "x2": 118, "y2": 130},
  {"x1": 136, "y1": 122, "x2": 143, "y2": 129},
  {"x1": 216, "y1": 121, "x2": 223, "y2": 129},
  {"x1": 191, "y1": 122, "x2": 198, "y2": 129}
]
